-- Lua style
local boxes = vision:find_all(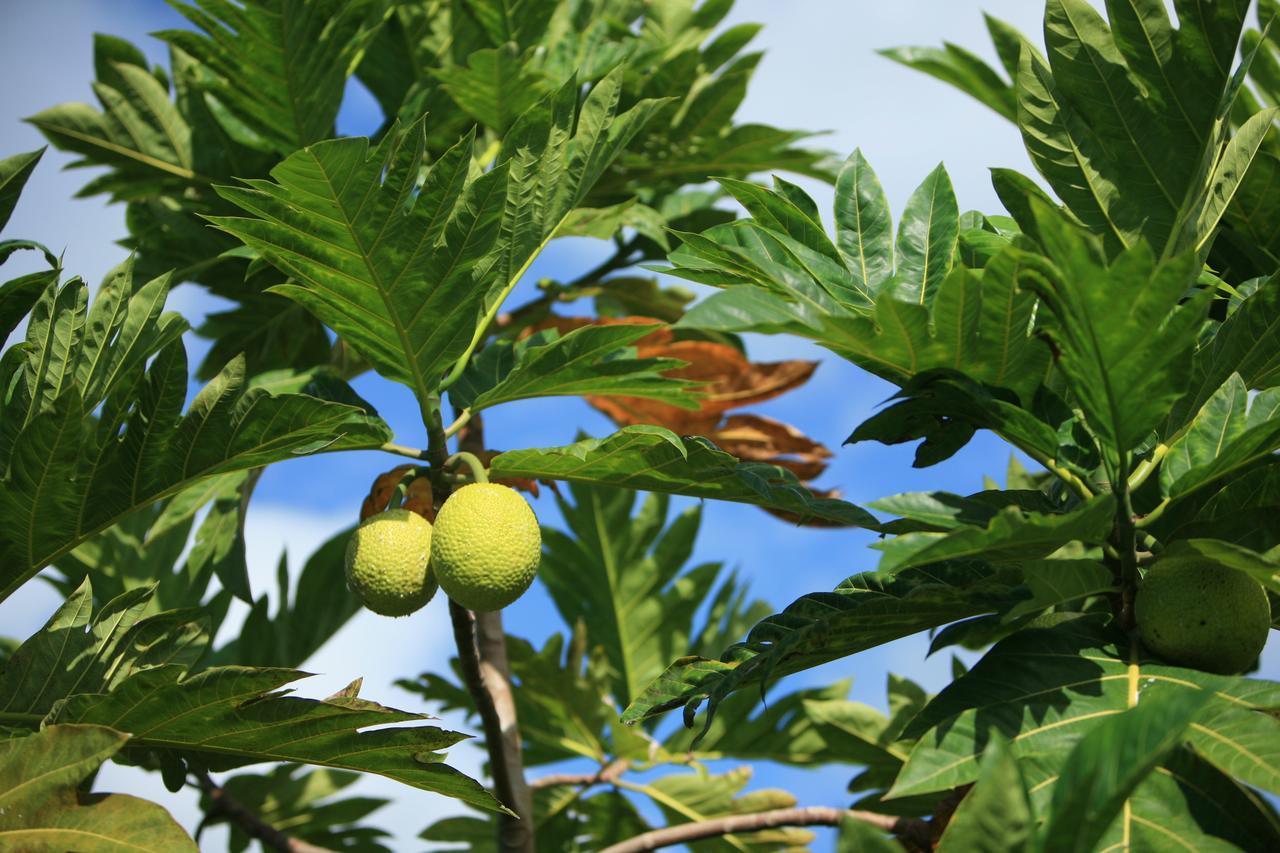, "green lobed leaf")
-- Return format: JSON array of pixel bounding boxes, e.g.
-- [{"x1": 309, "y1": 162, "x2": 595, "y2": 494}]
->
[
  {"x1": 156, "y1": 0, "x2": 387, "y2": 155},
  {"x1": 0, "y1": 269, "x2": 390, "y2": 601},
  {"x1": 197, "y1": 764, "x2": 392, "y2": 853},
  {"x1": 50, "y1": 665, "x2": 500, "y2": 812},
  {"x1": 880, "y1": 42, "x2": 1016, "y2": 121},
  {"x1": 1015, "y1": 202, "x2": 1209, "y2": 466},
  {"x1": 871, "y1": 494, "x2": 1115, "y2": 574},
  {"x1": 0, "y1": 579, "x2": 208, "y2": 723},
  {"x1": 891, "y1": 617, "x2": 1280, "y2": 801},
  {"x1": 539, "y1": 483, "x2": 730, "y2": 712},
  {"x1": 1170, "y1": 273, "x2": 1280, "y2": 430},
  {"x1": 622, "y1": 561, "x2": 1023, "y2": 733},
  {"x1": 0, "y1": 724, "x2": 196, "y2": 851},
  {"x1": 489, "y1": 426, "x2": 878, "y2": 527},
  {"x1": 448, "y1": 324, "x2": 699, "y2": 415},
  {"x1": 207, "y1": 525, "x2": 361, "y2": 668},
  {"x1": 935, "y1": 737, "x2": 1031, "y2": 853},
  {"x1": 211, "y1": 121, "x2": 509, "y2": 399},
  {"x1": 1038, "y1": 688, "x2": 1212, "y2": 853}
]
